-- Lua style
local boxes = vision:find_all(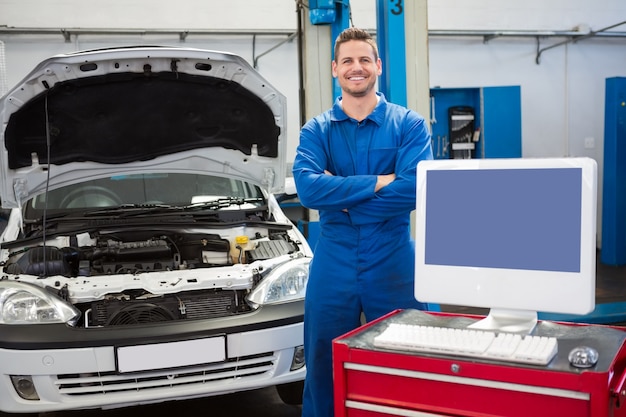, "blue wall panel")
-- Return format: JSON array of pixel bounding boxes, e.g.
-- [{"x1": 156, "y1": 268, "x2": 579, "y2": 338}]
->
[
  {"x1": 482, "y1": 86, "x2": 522, "y2": 158},
  {"x1": 601, "y1": 77, "x2": 626, "y2": 265}
]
